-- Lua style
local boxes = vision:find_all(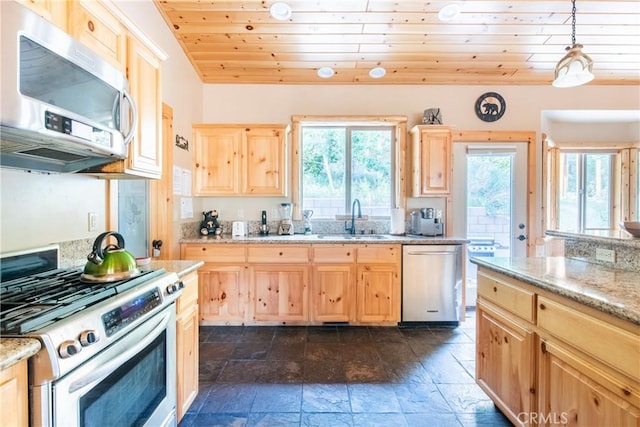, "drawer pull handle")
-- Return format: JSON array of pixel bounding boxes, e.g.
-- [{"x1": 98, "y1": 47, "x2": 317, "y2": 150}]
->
[
  {"x1": 493, "y1": 286, "x2": 497, "y2": 292},
  {"x1": 279, "y1": 252, "x2": 283, "y2": 256}
]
